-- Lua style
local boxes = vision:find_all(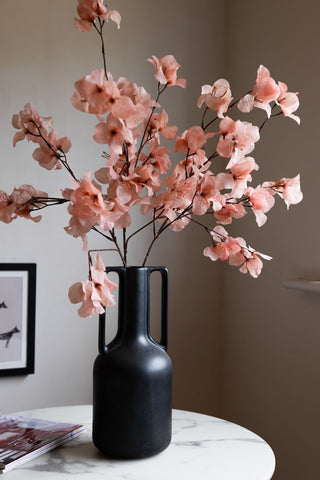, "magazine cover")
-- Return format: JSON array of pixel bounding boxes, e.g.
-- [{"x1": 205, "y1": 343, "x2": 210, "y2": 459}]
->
[{"x1": 0, "y1": 415, "x2": 85, "y2": 472}]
